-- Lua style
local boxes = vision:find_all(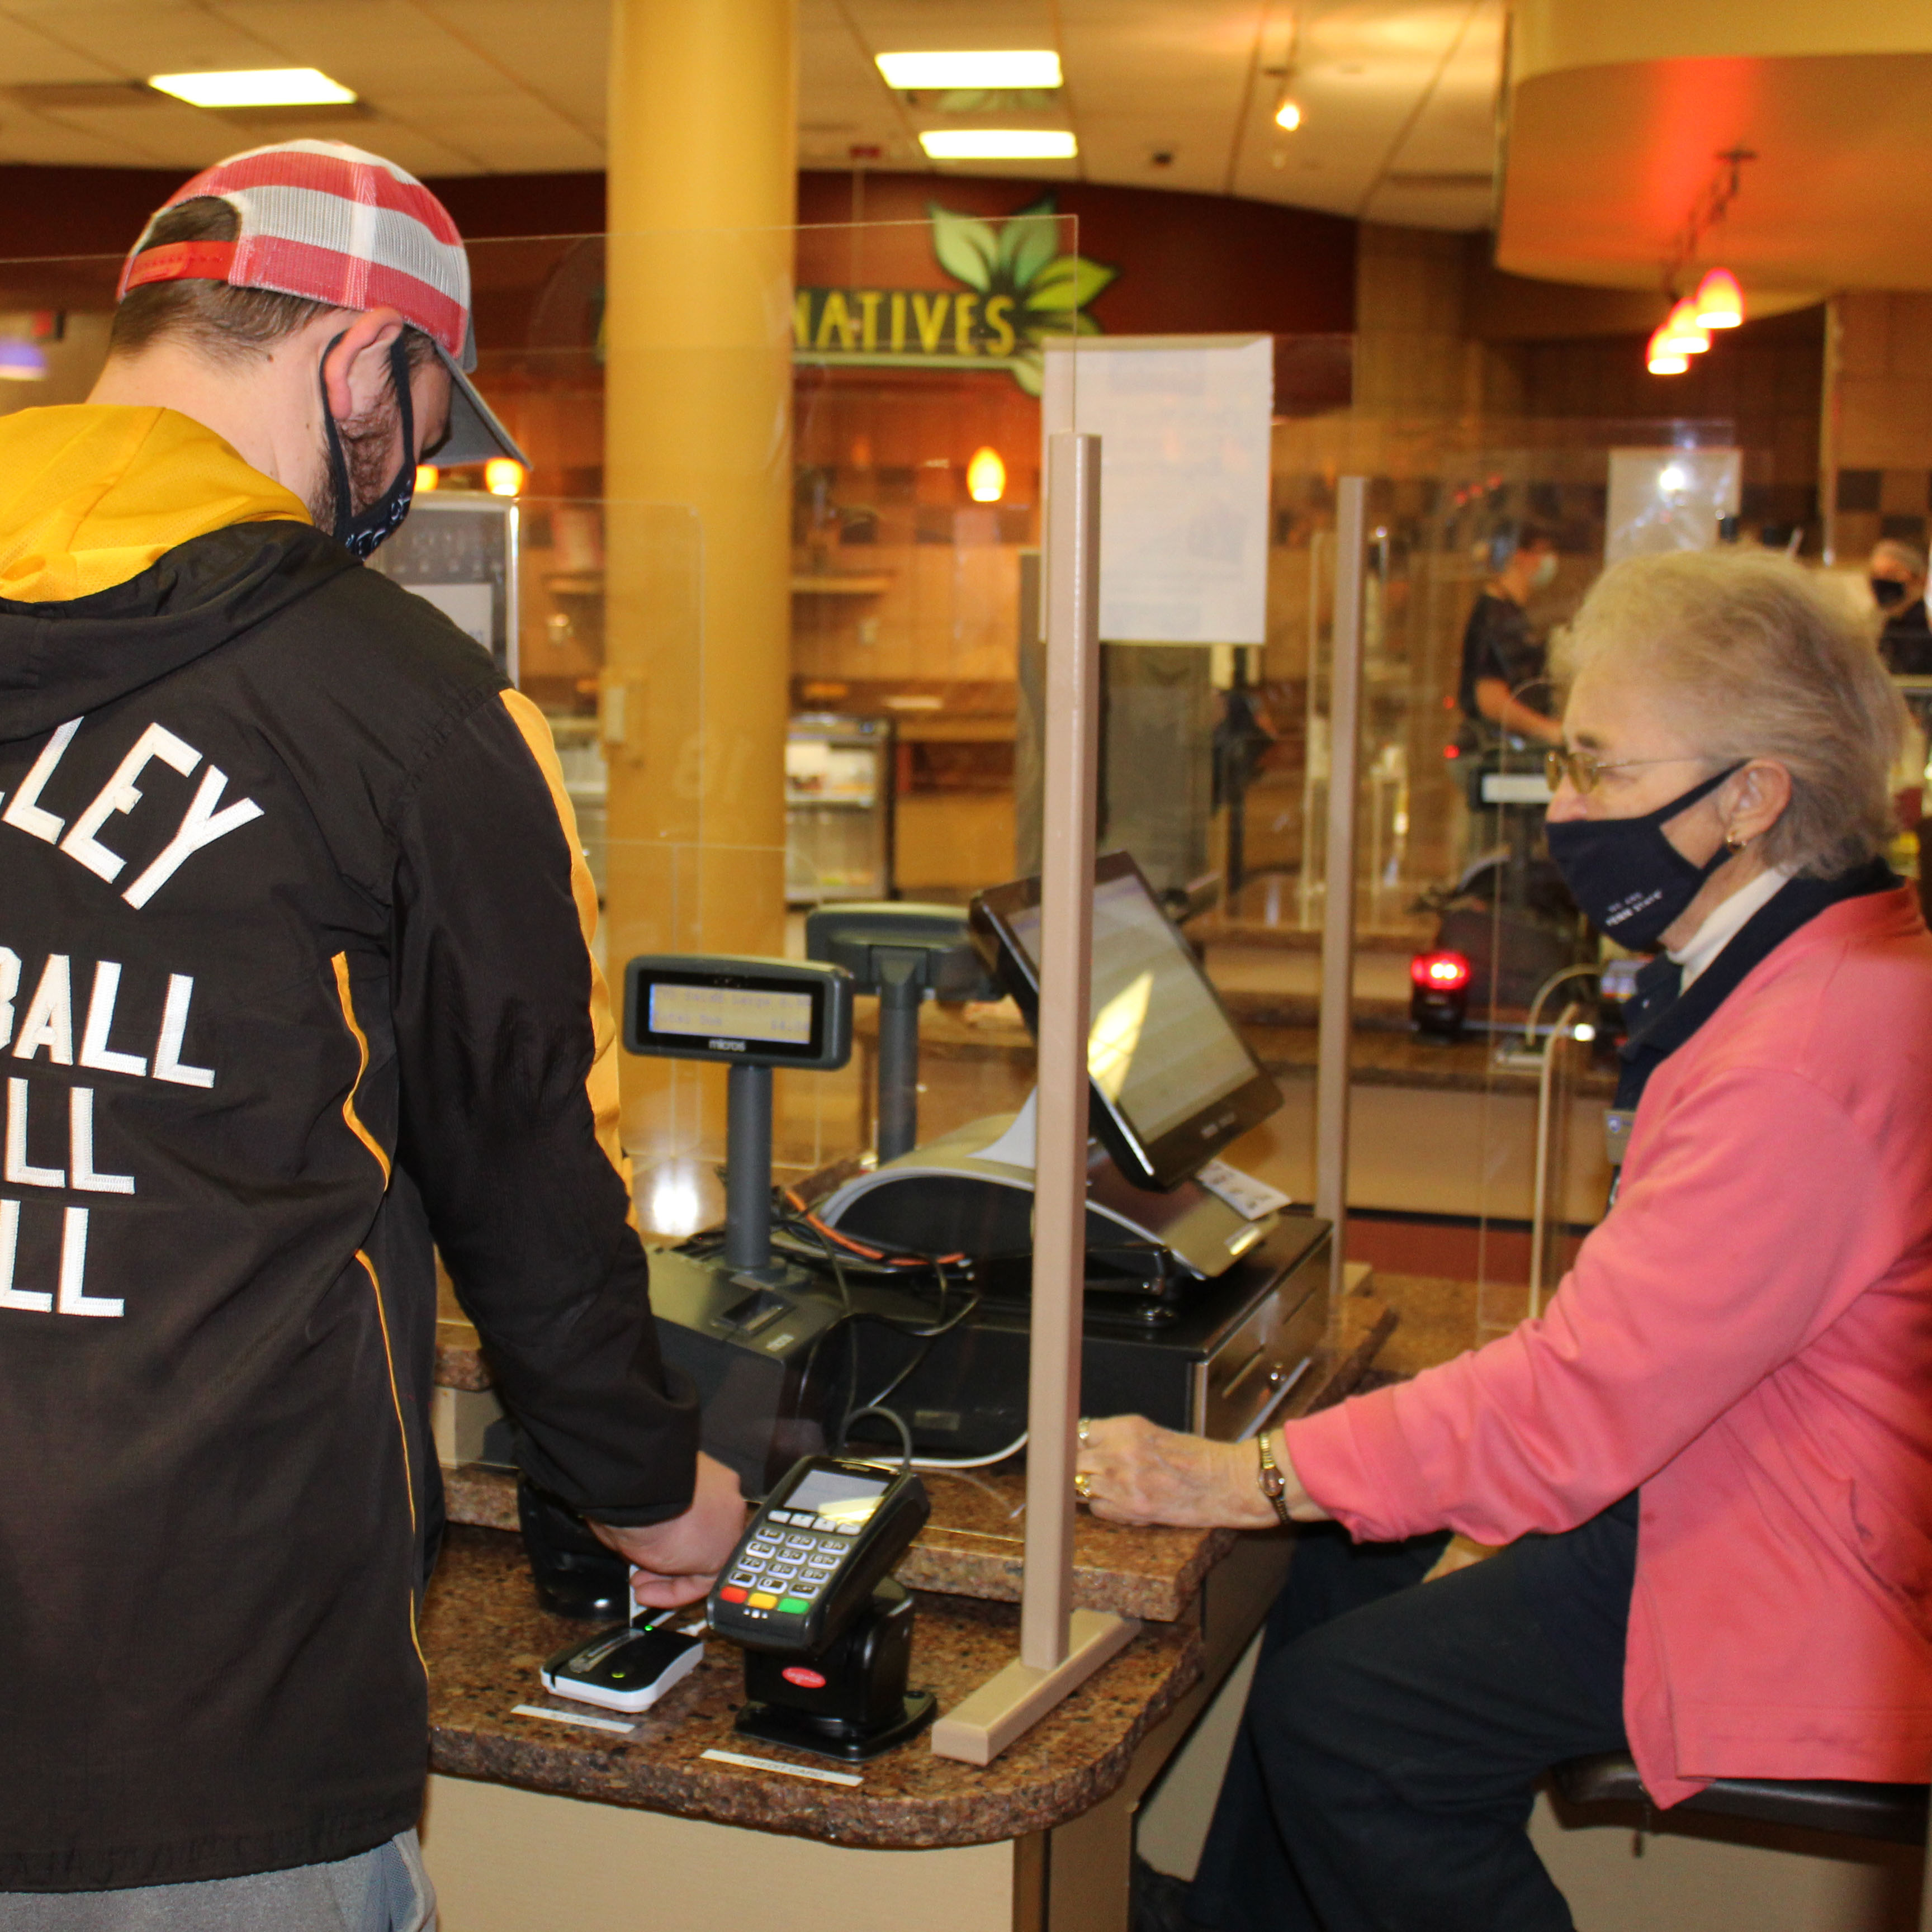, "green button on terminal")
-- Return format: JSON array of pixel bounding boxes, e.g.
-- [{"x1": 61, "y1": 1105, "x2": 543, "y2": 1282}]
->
[{"x1": 778, "y1": 1596, "x2": 809, "y2": 1614}]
